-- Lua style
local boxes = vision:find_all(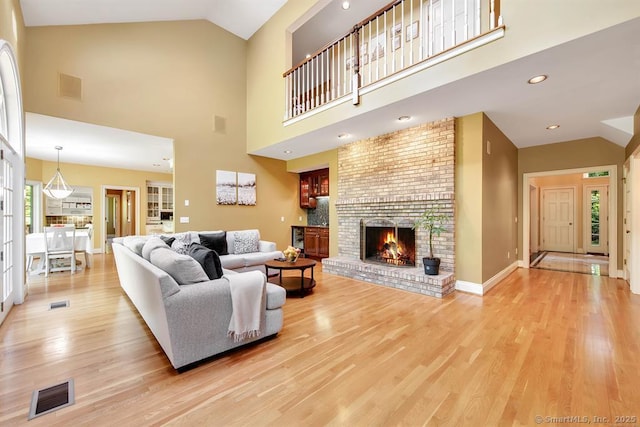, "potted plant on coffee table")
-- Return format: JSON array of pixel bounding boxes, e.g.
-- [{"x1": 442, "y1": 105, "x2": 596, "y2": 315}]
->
[{"x1": 413, "y1": 208, "x2": 448, "y2": 275}]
